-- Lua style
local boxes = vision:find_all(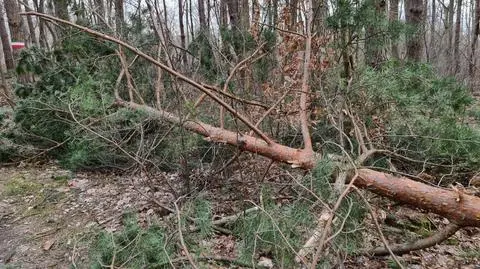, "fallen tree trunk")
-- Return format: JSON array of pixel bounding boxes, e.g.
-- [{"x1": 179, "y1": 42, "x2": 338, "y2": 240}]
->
[
  {"x1": 117, "y1": 100, "x2": 480, "y2": 227},
  {"x1": 116, "y1": 100, "x2": 316, "y2": 169},
  {"x1": 355, "y1": 169, "x2": 480, "y2": 227}
]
